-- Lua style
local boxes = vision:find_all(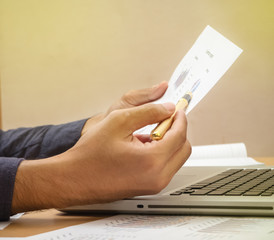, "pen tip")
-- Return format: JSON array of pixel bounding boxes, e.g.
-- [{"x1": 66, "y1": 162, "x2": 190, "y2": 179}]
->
[{"x1": 151, "y1": 132, "x2": 162, "y2": 140}]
